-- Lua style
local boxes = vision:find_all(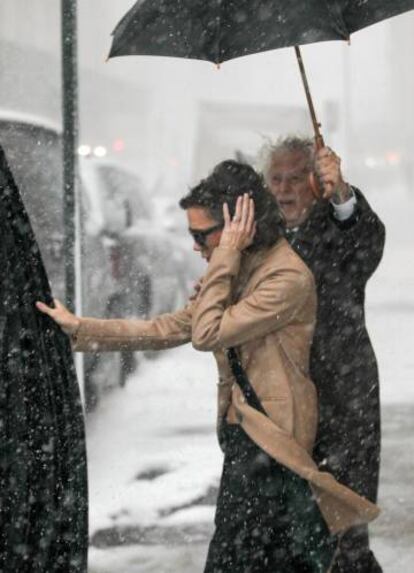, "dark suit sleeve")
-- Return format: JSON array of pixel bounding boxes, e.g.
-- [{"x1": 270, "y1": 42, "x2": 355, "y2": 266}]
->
[{"x1": 329, "y1": 188, "x2": 385, "y2": 282}]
